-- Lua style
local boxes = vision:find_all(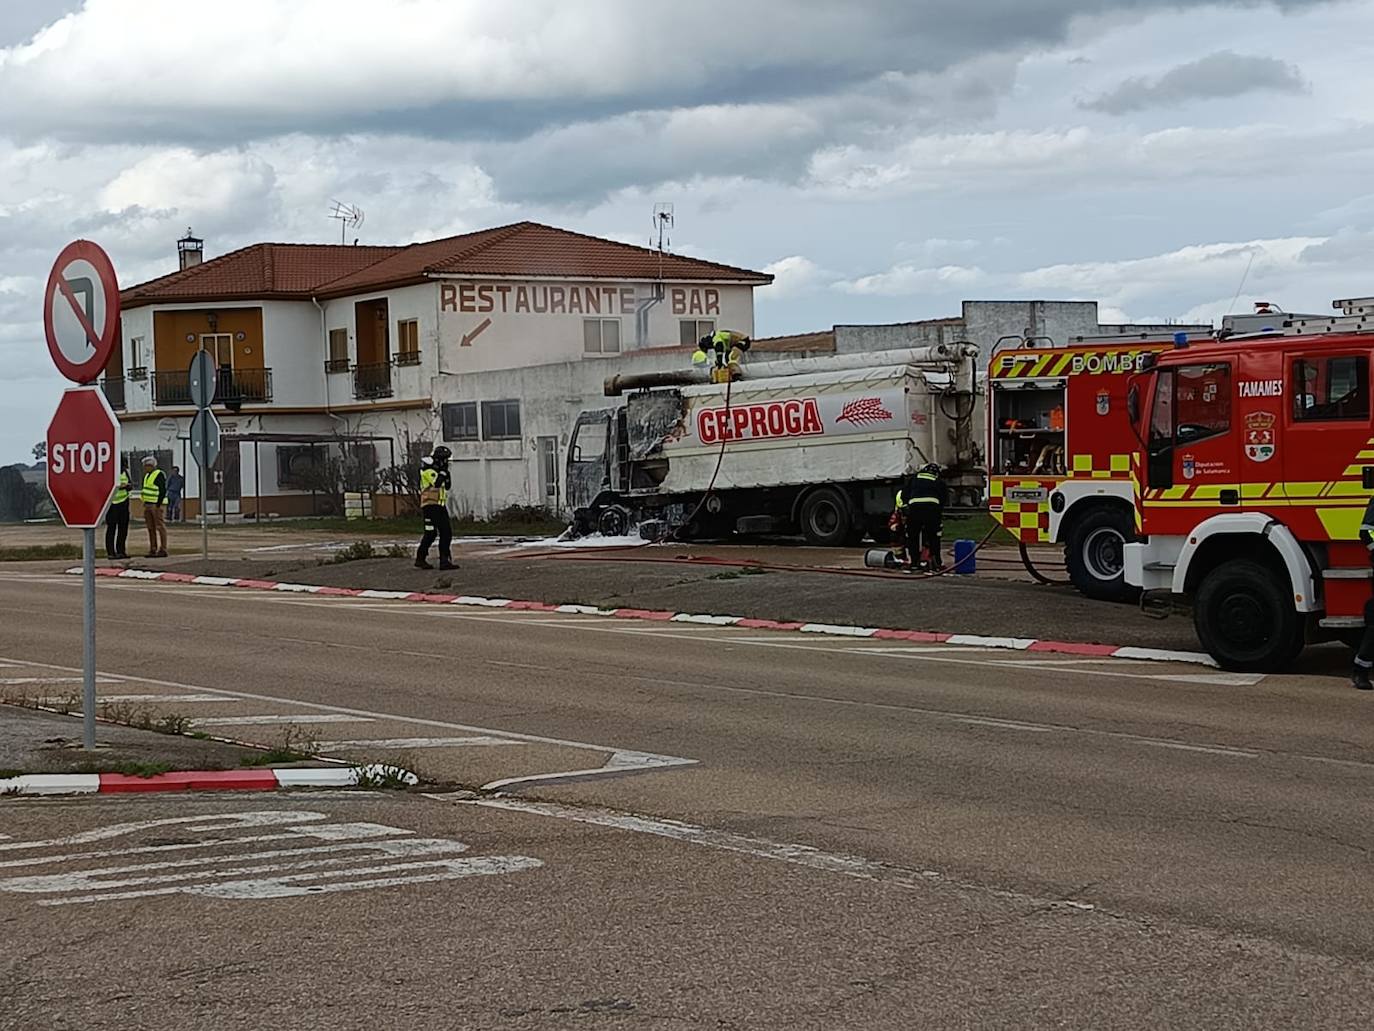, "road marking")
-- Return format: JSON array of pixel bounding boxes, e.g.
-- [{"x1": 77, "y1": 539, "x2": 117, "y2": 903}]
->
[
  {"x1": 315, "y1": 737, "x2": 519, "y2": 750},
  {"x1": 0, "y1": 809, "x2": 542, "y2": 905},
  {"x1": 190, "y1": 714, "x2": 375, "y2": 727},
  {"x1": 0, "y1": 654, "x2": 697, "y2": 791},
  {"x1": 1134, "y1": 740, "x2": 1258, "y2": 758},
  {"x1": 448, "y1": 795, "x2": 1096, "y2": 914}
]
